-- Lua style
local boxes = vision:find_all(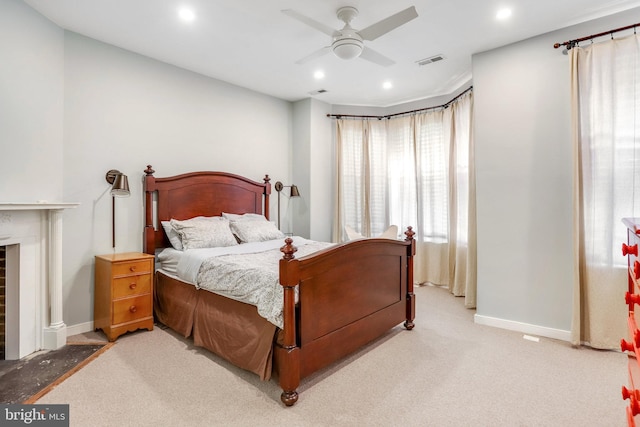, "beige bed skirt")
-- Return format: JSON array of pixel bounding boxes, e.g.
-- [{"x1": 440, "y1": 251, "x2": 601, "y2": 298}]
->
[{"x1": 154, "y1": 271, "x2": 278, "y2": 380}]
